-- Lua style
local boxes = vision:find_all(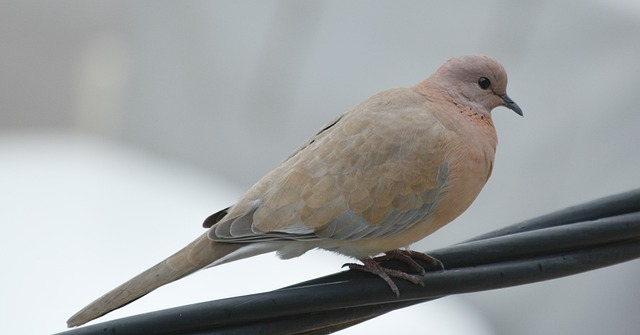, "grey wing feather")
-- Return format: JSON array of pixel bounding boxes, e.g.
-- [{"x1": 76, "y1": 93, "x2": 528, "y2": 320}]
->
[
  {"x1": 316, "y1": 200, "x2": 438, "y2": 240},
  {"x1": 208, "y1": 162, "x2": 449, "y2": 243}
]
